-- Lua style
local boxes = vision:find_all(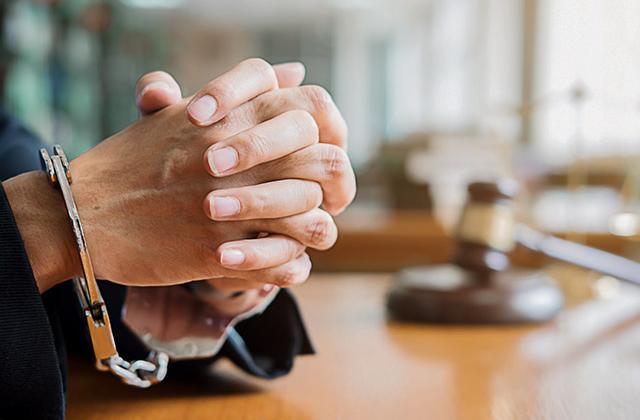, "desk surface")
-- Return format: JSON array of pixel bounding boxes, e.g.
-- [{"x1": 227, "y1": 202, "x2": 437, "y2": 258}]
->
[{"x1": 67, "y1": 274, "x2": 640, "y2": 420}]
